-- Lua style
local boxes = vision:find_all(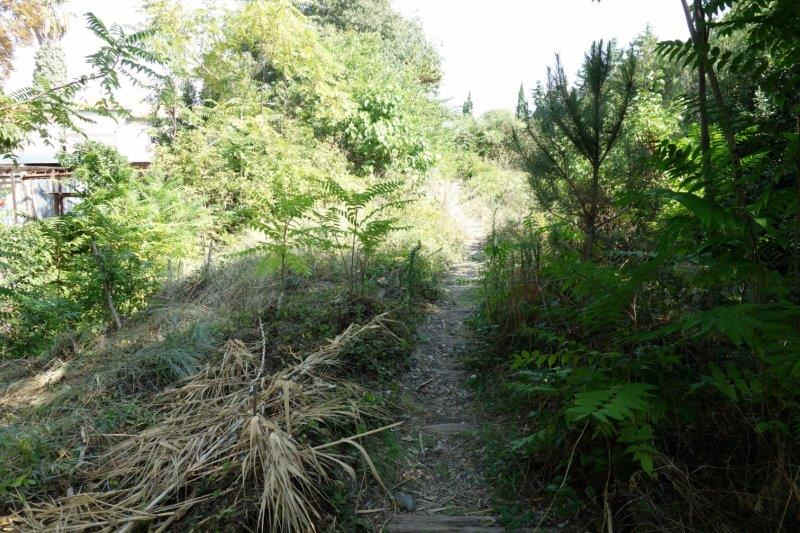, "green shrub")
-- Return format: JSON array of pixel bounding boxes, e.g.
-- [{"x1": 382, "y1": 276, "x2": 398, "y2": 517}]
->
[
  {"x1": 474, "y1": 223, "x2": 800, "y2": 529},
  {"x1": 1, "y1": 143, "x2": 209, "y2": 358}
]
